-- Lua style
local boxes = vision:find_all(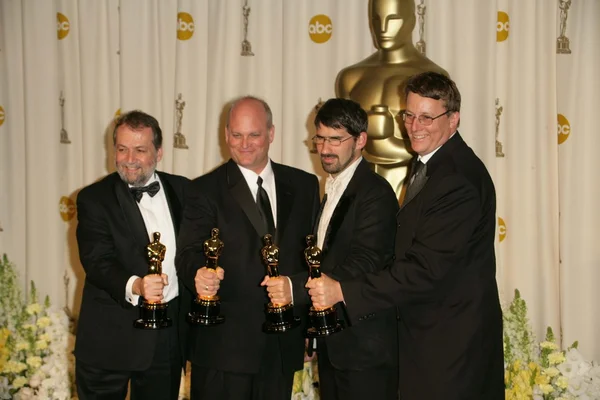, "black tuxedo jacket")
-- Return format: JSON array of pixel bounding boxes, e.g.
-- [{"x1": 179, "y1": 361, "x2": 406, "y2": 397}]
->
[
  {"x1": 74, "y1": 171, "x2": 191, "y2": 371},
  {"x1": 175, "y1": 160, "x2": 320, "y2": 374},
  {"x1": 316, "y1": 159, "x2": 398, "y2": 371},
  {"x1": 343, "y1": 134, "x2": 504, "y2": 399}
]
